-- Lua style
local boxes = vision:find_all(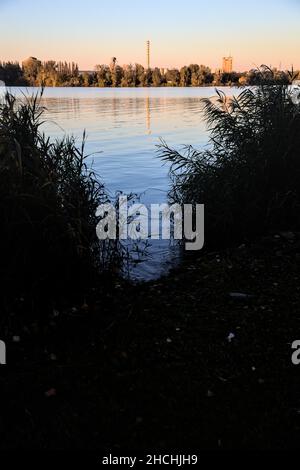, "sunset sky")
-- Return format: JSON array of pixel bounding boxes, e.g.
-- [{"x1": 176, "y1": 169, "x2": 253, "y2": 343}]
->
[{"x1": 0, "y1": 0, "x2": 299, "y2": 71}]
